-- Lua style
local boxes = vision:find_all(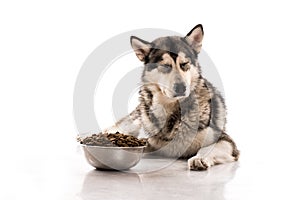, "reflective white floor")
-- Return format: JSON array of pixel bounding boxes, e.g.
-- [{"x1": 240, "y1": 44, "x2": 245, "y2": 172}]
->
[
  {"x1": 2, "y1": 145, "x2": 299, "y2": 200},
  {"x1": 81, "y1": 160, "x2": 237, "y2": 200}
]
